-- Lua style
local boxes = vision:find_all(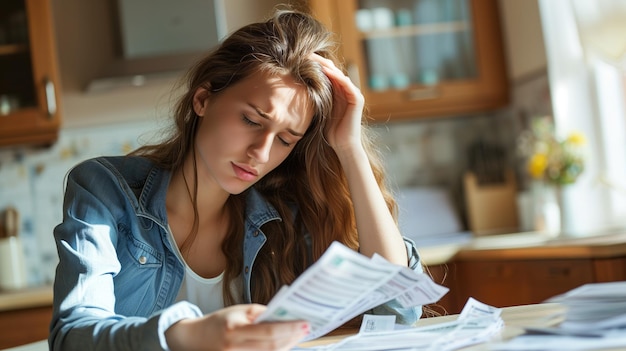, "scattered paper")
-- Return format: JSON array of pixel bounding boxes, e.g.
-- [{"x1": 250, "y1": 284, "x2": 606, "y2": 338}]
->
[
  {"x1": 359, "y1": 315, "x2": 396, "y2": 334},
  {"x1": 293, "y1": 298, "x2": 504, "y2": 351},
  {"x1": 490, "y1": 331, "x2": 626, "y2": 351},
  {"x1": 492, "y1": 281, "x2": 626, "y2": 350},
  {"x1": 545, "y1": 281, "x2": 626, "y2": 332},
  {"x1": 256, "y1": 241, "x2": 449, "y2": 341}
]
